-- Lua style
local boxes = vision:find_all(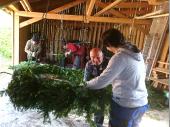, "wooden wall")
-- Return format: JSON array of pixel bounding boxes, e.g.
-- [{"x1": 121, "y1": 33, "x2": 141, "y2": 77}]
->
[
  {"x1": 158, "y1": 31, "x2": 169, "y2": 66},
  {"x1": 149, "y1": 30, "x2": 169, "y2": 90},
  {"x1": 30, "y1": 20, "x2": 148, "y2": 61},
  {"x1": 18, "y1": 17, "x2": 31, "y2": 62},
  {"x1": 19, "y1": 26, "x2": 30, "y2": 61}
]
